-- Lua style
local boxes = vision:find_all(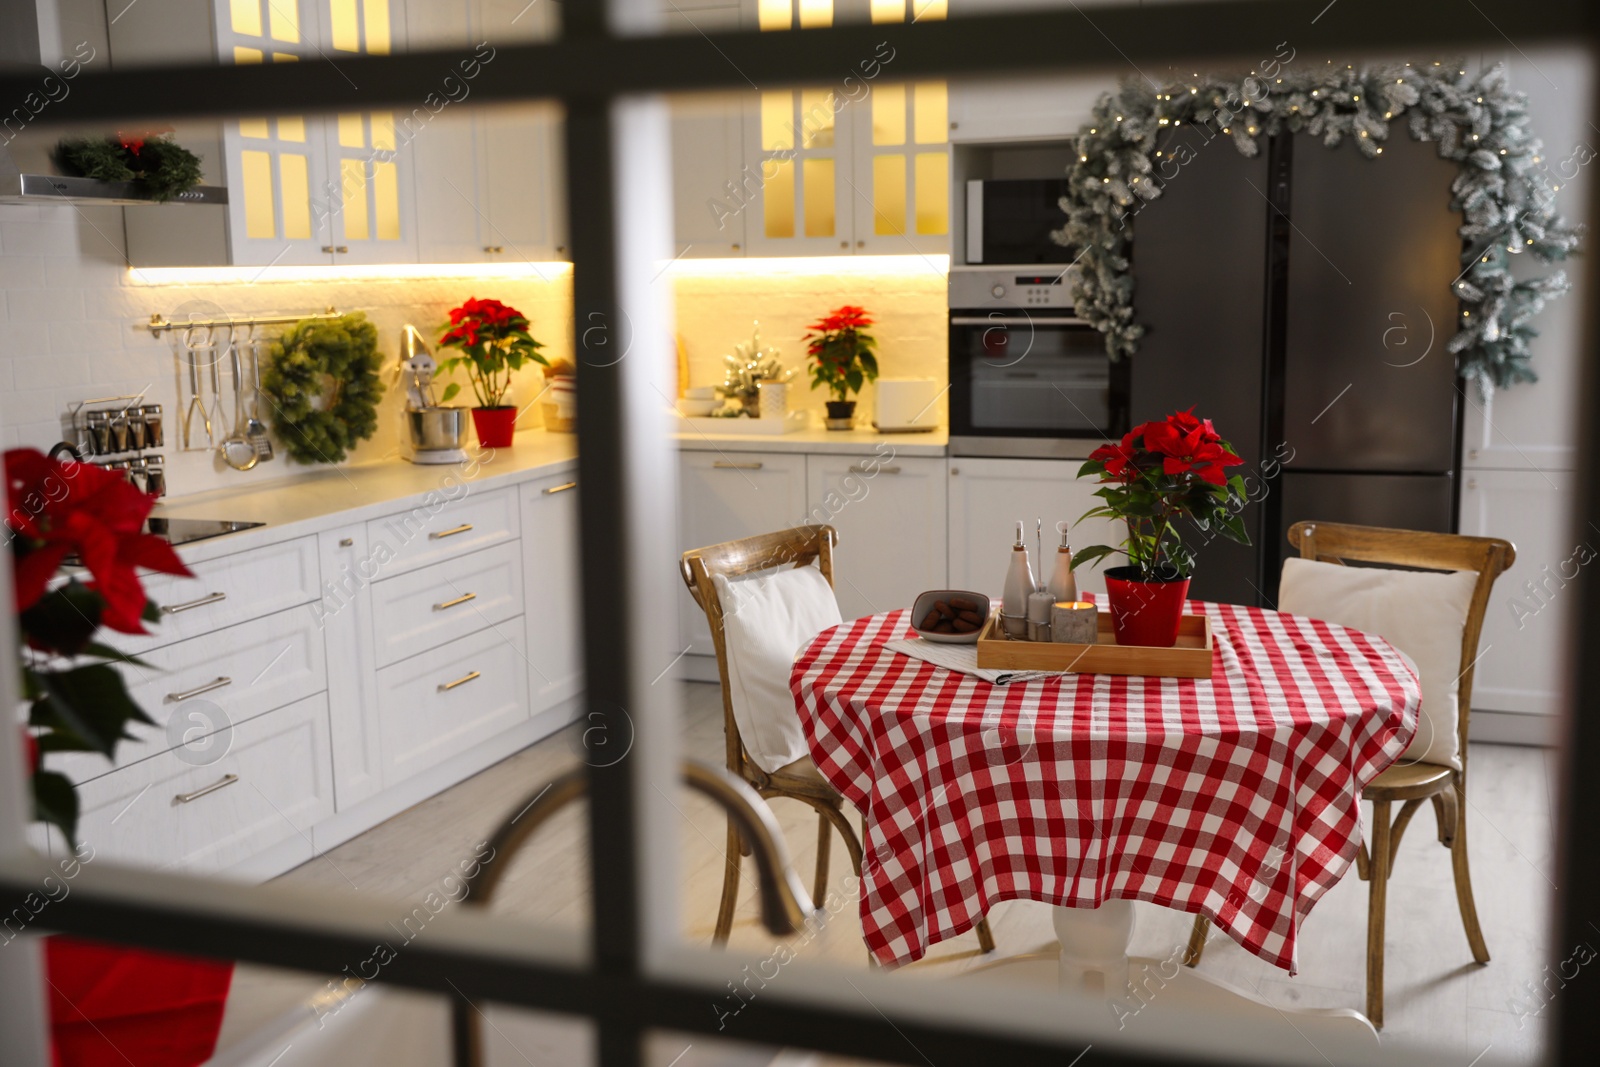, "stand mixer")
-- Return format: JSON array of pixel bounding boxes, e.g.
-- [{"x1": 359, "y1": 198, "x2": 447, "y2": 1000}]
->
[{"x1": 397, "y1": 324, "x2": 469, "y2": 465}]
